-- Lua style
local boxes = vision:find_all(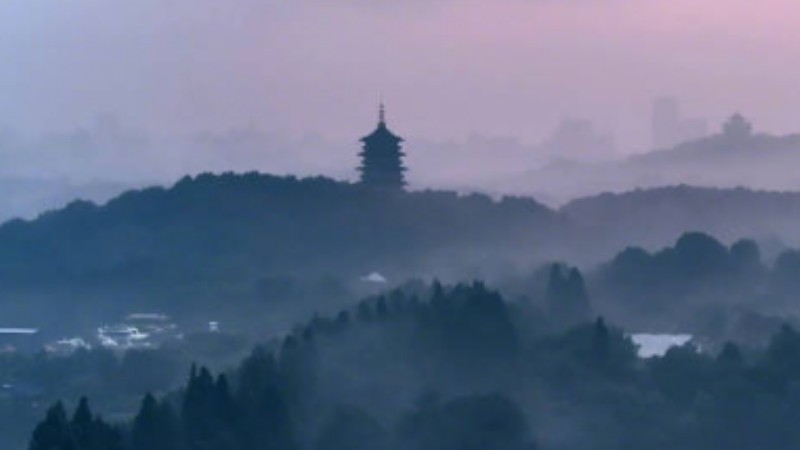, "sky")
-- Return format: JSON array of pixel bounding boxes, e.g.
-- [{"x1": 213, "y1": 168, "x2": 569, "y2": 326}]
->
[{"x1": 2, "y1": 0, "x2": 800, "y2": 159}]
